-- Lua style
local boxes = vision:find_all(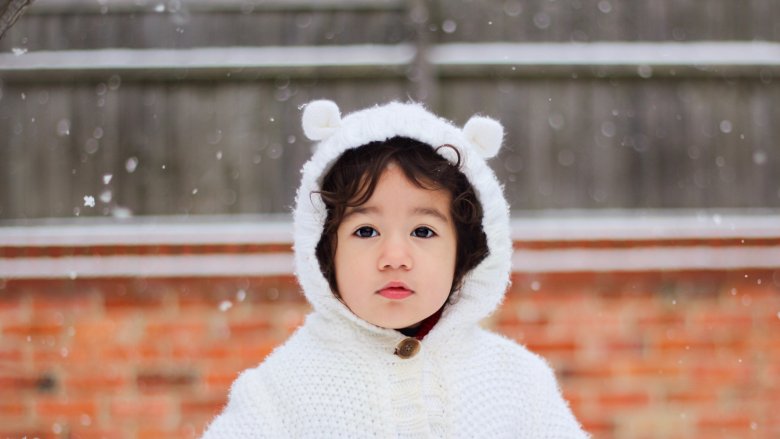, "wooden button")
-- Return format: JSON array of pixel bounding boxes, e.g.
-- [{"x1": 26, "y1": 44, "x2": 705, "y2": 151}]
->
[{"x1": 394, "y1": 337, "x2": 421, "y2": 359}]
